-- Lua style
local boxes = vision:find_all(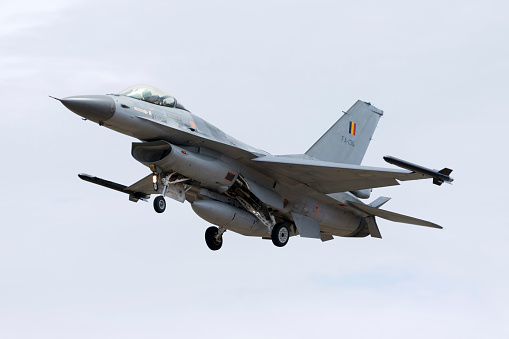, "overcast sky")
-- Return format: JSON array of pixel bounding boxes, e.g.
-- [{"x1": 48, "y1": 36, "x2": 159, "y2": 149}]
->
[{"x1": 1, "y1": 0, "x2": 508, "y2": 338}]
